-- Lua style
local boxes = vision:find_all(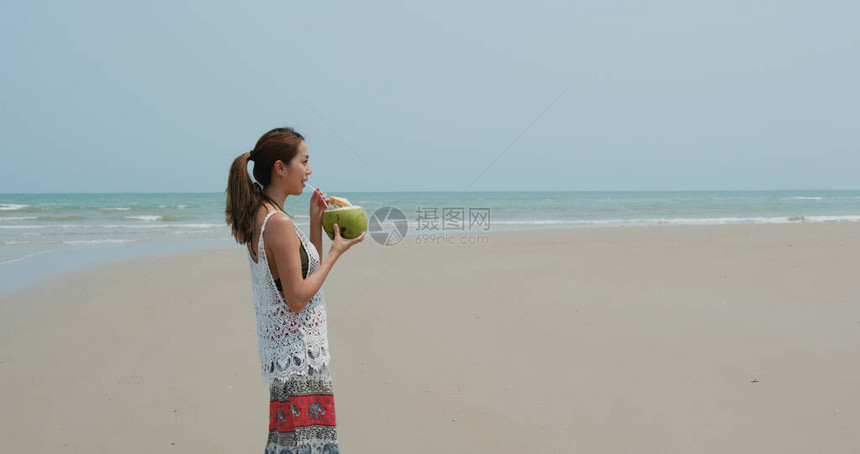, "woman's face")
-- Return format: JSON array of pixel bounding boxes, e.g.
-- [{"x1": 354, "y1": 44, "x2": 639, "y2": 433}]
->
[{"x1": 282, "y1": 141, "x2": 311, "y2": 195}]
